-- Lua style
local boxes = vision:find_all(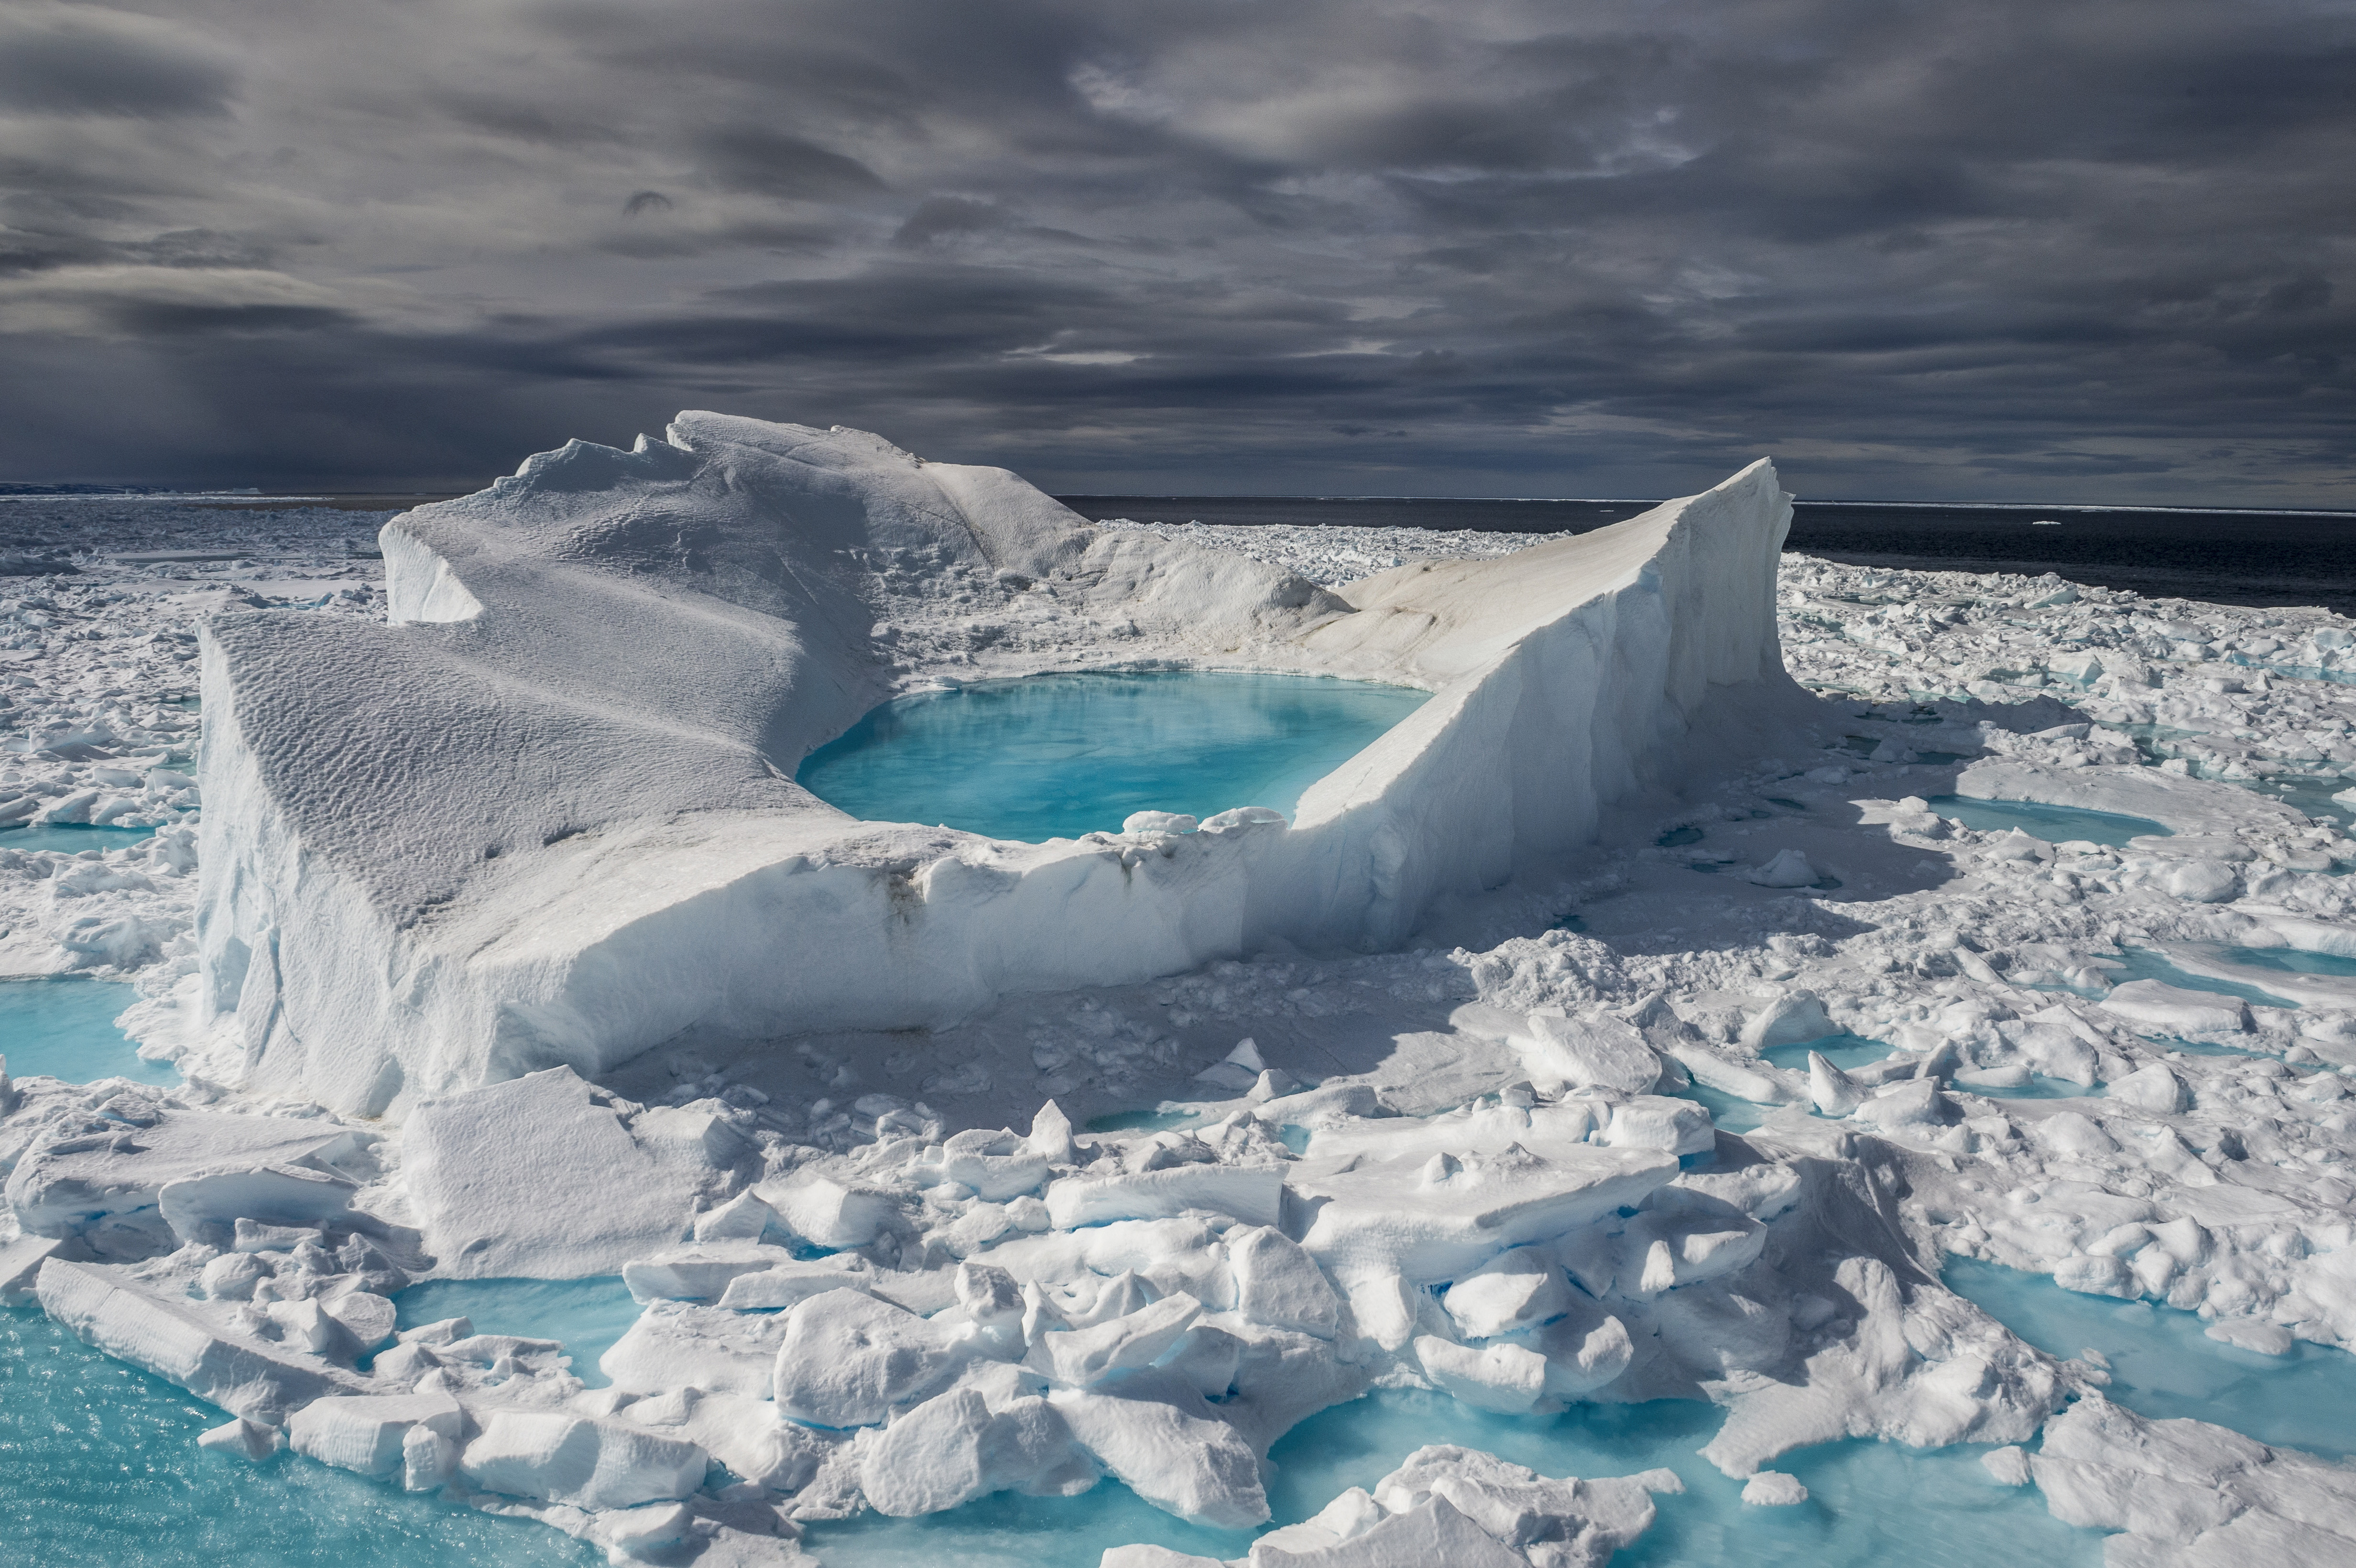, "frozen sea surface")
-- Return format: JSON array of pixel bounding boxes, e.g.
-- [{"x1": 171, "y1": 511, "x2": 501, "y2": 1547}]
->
[
  {"x1": 1946, "y1": 1257, "x2": 2356, "y2": 1459},
  {"x1": 0, "y1": 1305, "x2": 599, "y2": 1567},
  {"x1": 0, "y1": 975, "x2": 174, "y2": 1085},
  {"x1": 796, "y1": 670, "x2": 1429, "y2": 842}
]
